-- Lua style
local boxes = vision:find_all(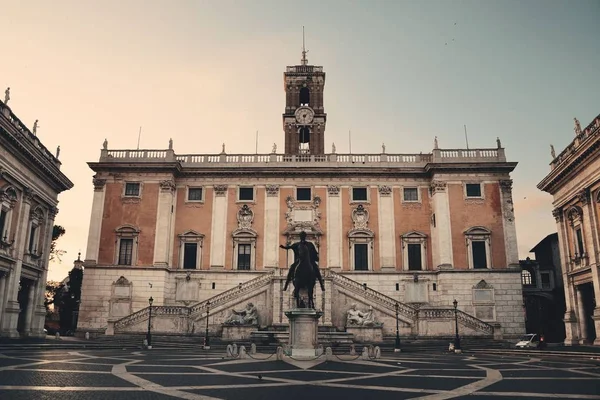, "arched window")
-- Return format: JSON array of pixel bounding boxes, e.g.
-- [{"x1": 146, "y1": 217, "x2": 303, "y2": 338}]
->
[
  {"x1": 28, "y1": 206, "x2": 45, "y2": 255},
  {"x1": 299, "y1": 87, "x2": 310, "y2": 106},
  {"x1": 521, "y1": 270, "x2": 532, "y2": 285},
  {"x1": 401, "y1": 231, "x2": 428, "y2": 271},
  {"x1": 0, "y1": 185, "x2": 18, "y2": 243},
  {"x1": 465, "y1": 226, "x2": 492, "y2": 269},
  {"x1": 348, "y1": 229, "x2": 374, "y2": 271},
  {"x1": 114, "y1": 225, "x2": 140, "y2": 266}
]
